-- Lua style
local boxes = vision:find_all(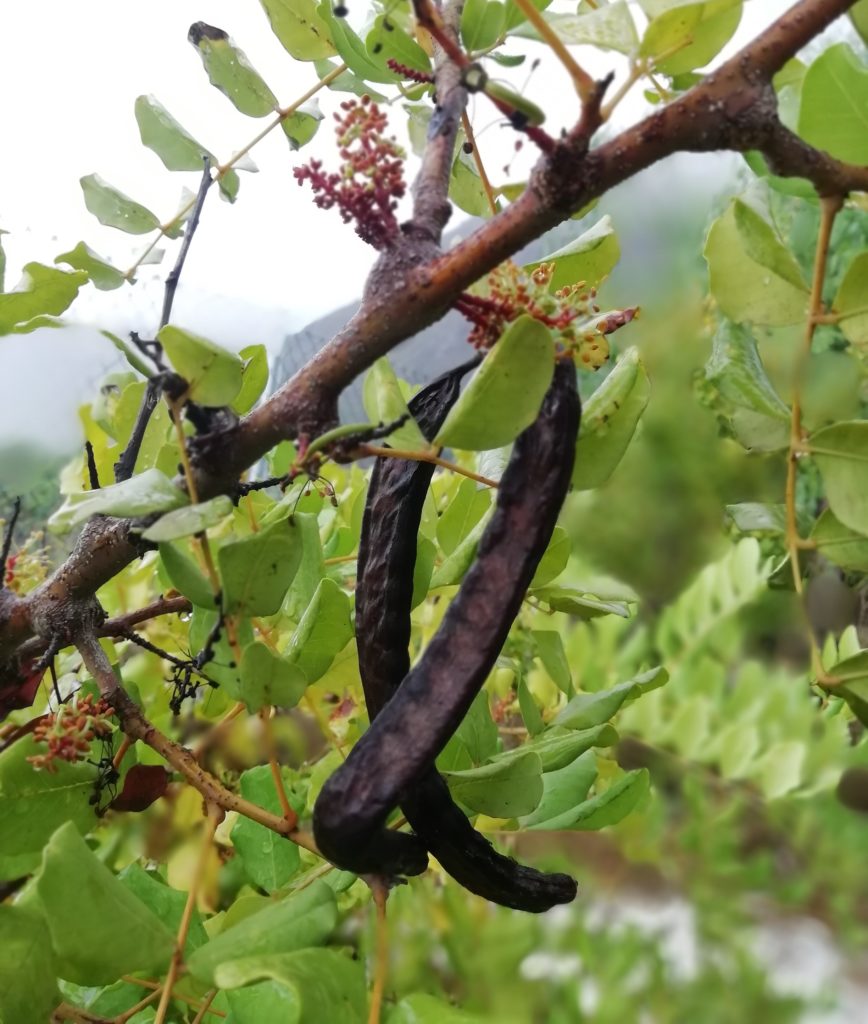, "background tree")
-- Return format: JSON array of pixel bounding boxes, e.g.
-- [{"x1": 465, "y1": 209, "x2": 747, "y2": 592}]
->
[{"x1": 3, "y1": 1, "x2": 868, "y2": 1021}]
